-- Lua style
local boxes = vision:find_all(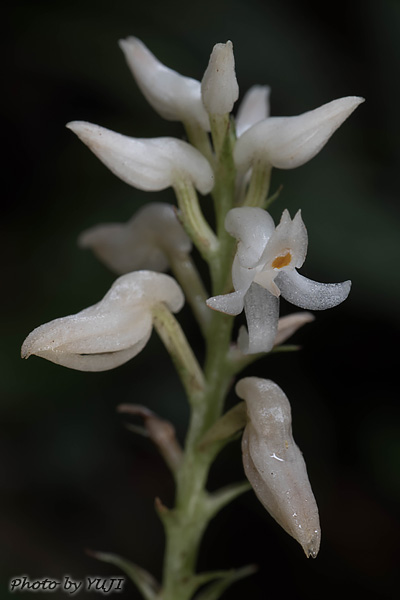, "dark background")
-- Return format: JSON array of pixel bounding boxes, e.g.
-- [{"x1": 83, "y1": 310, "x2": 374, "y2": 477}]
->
[{"x1": 3, "y1": 0, "x2": 400, "y2": 599}]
